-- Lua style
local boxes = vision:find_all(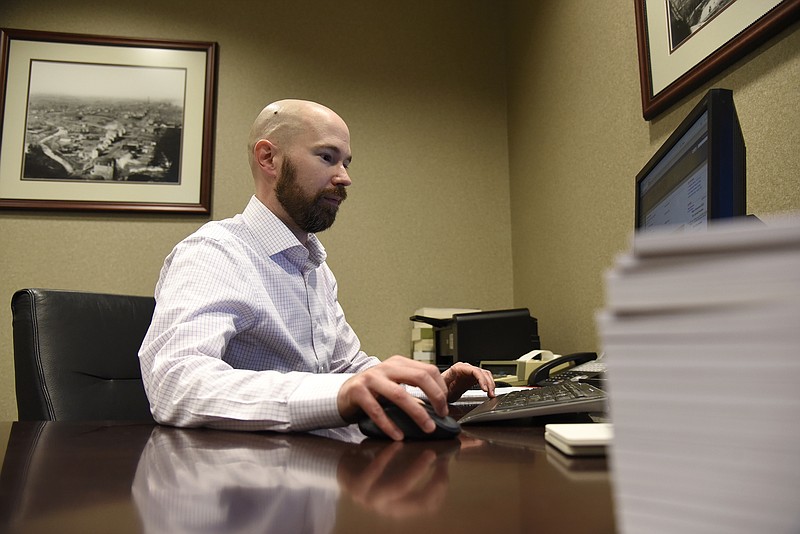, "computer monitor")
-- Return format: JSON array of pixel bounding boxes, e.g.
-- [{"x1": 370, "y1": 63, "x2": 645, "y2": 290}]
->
[{"x1": 635, "y1": 88, "x2": 746, "y2": 232}]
